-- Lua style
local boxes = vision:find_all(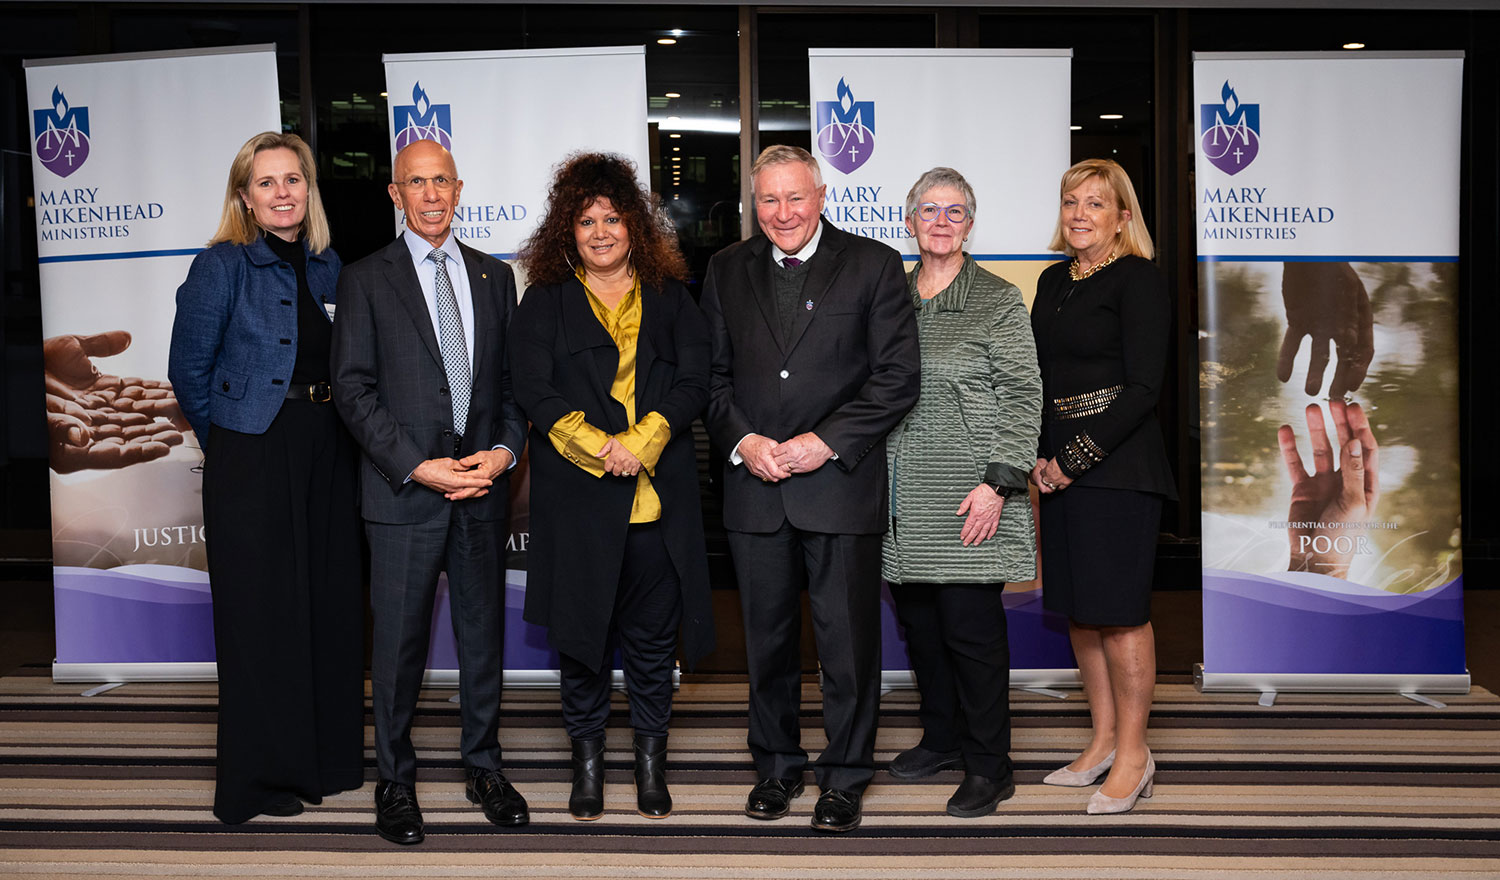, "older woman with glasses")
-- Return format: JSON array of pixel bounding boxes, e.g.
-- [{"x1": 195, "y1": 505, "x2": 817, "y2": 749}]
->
[{"x1": 882, "y1": 167, "x2": 1042, "y2": 818}]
